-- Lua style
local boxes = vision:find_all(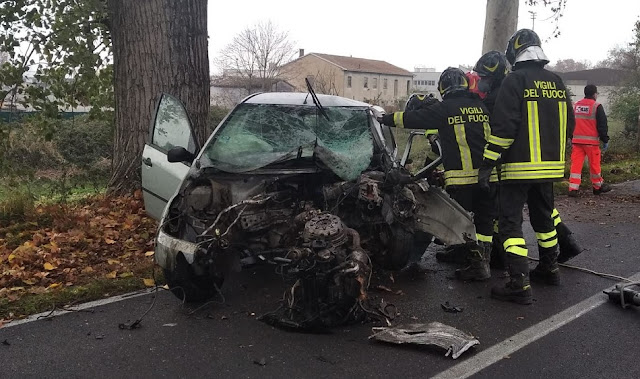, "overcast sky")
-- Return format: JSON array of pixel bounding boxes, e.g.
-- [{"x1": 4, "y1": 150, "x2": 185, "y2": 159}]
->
[{"x1": 207, "y1": 0, "x2": 640, "y2": 73}]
